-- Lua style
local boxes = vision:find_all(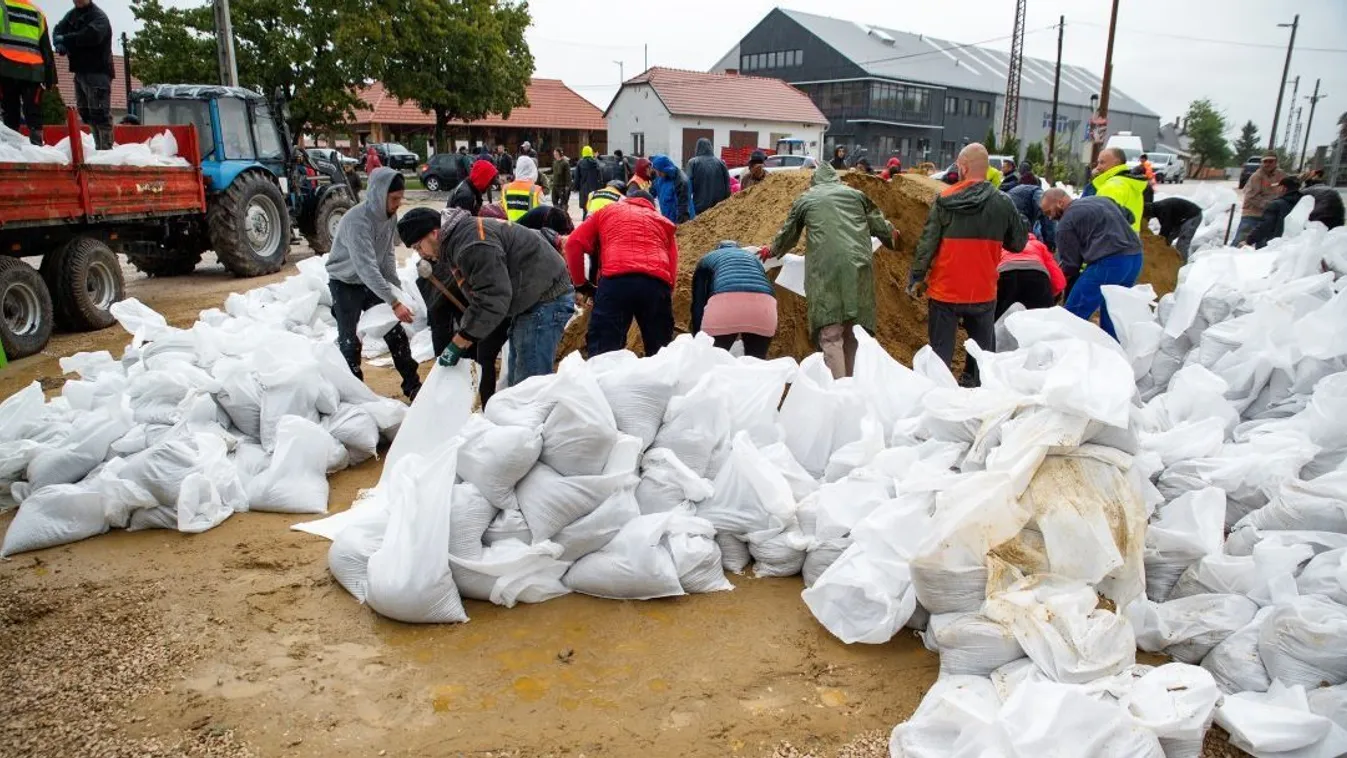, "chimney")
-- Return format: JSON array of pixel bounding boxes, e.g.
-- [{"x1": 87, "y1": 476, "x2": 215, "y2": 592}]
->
[{"x1": 725, "y1": 69, "x2": 739, "y2": 76}]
